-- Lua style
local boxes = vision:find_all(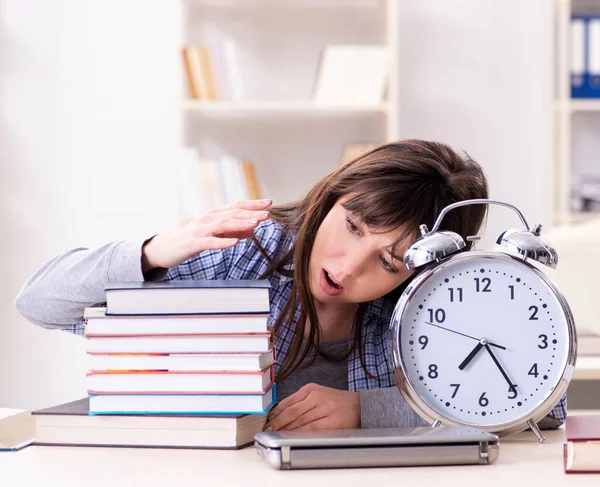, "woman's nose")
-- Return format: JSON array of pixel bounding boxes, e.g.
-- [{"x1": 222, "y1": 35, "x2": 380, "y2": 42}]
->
[{"x1": 341, "y1": 245, "x2": 369, "y2": 279}]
